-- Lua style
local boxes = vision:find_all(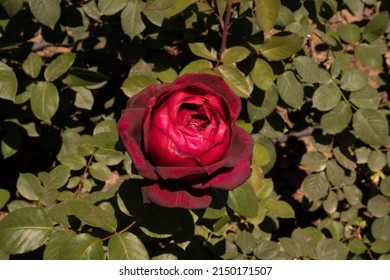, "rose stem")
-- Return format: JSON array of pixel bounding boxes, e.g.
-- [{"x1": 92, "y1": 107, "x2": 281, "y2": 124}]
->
[{"x1": 218, "y1": 0, "x2": 233, "y2": 65}]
